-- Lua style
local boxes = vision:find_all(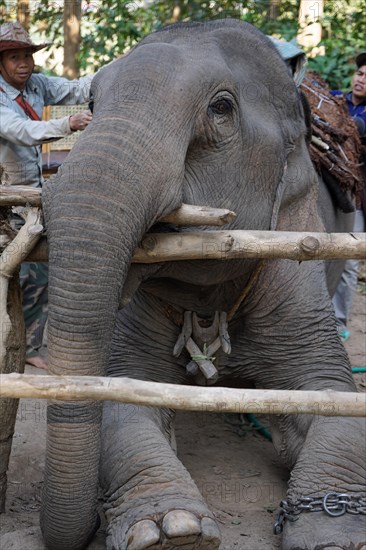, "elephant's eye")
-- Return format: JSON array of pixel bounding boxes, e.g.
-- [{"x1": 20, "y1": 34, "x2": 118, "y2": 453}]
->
[{"x1": 209, "y1": 98, "x2": 233, "y2": 116}]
